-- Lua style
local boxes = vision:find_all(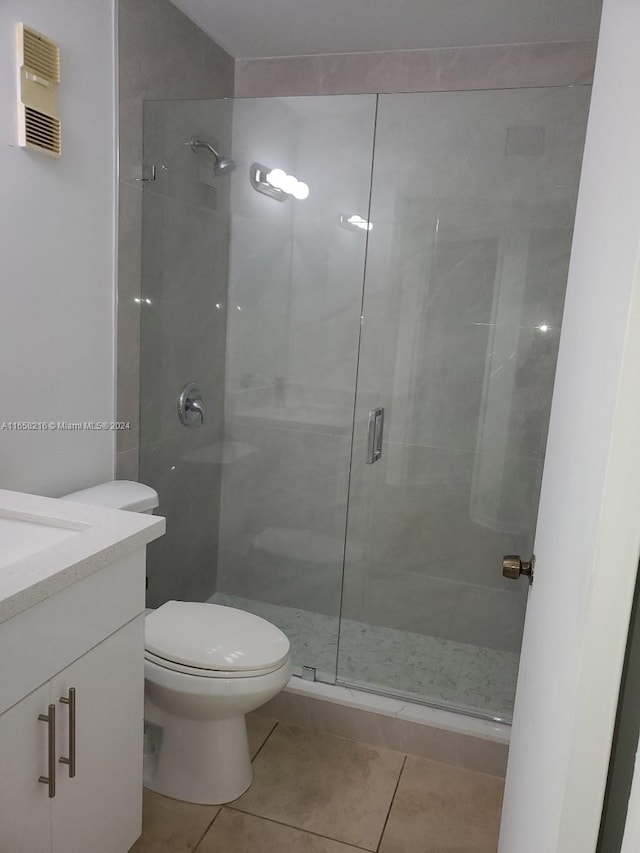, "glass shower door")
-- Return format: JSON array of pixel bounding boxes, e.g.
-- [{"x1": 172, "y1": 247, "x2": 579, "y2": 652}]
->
[
  {"x1": 338, "y1": 87, "x2": 591, "y2": 720},
  {"x1": 212, "y1": 95, "x2": 377, "y2": 682}
]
